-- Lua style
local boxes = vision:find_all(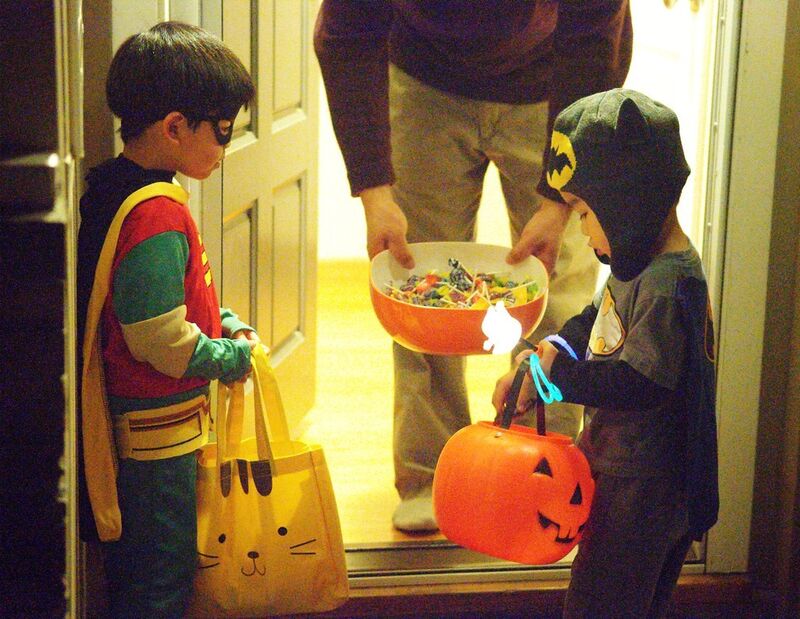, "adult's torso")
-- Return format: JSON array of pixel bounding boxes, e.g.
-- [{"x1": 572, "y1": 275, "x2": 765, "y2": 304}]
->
[{"x1": 388, "y1": 0, "x2": 558, "y2": 103}]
